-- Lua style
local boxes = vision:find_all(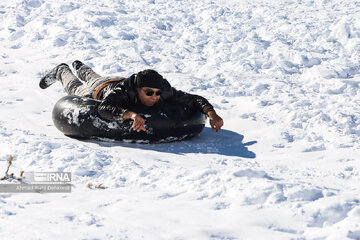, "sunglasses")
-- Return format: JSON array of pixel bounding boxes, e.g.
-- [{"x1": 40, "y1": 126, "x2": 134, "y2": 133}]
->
[{"x1": 142, "y1": 89, "x2": 162, "y2": 96}]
